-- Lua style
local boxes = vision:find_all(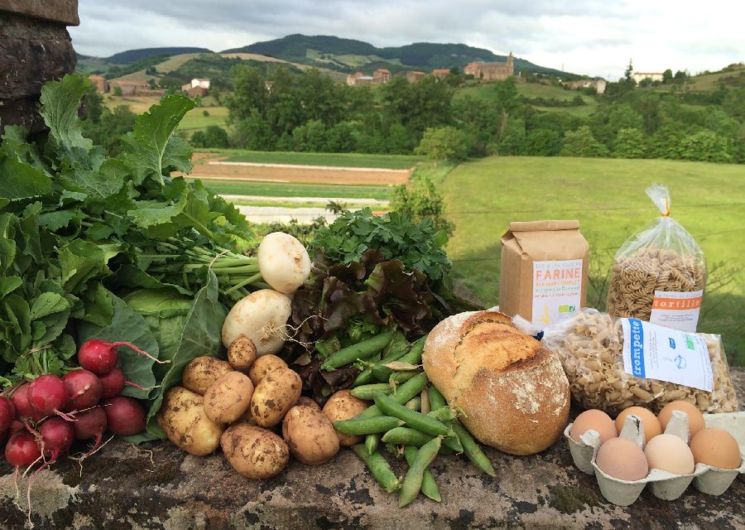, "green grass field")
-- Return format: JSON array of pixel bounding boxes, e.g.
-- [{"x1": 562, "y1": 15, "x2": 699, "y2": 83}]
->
[
  {"x1": 197, "y1": 179, "x2": 393, "y2": 200},
  {"x1": 440, "y1": 156, "x2": 745, "y2": 364},
  {"x1": 179, "y1": 106, "x2": 229, "y2": 131},
  {"x1": 210, "y1": 149, "x2": 421, "y2": 169}
]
